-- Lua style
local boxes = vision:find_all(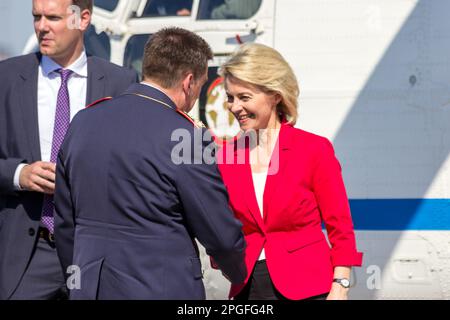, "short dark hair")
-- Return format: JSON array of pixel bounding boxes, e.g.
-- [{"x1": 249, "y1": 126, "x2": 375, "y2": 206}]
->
[
  {"x1": 142, "y1": 27, "x2": 213, "y2": 88},
  {"x1": 72, "y1": 0, "x2": 93, "y2": 13}
]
